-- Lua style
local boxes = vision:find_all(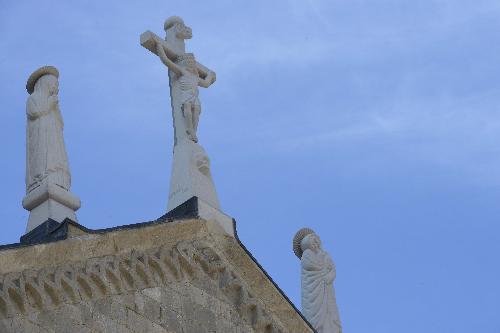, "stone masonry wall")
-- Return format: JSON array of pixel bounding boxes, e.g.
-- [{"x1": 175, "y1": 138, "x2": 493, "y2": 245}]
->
[
  {"x1": 0, "y1": 283, "x2": 266, "y2": 333},
  {"x1": 0, "y1": 219, "x2": 313, "y2": 333}
]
